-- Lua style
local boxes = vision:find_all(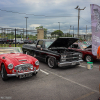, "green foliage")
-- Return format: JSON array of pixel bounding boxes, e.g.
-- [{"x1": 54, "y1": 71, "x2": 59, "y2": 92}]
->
[
  {"x1": 0, "y1": 33, "x2": 37, "y2": 40},
  {"x1": 35, "y1": 26, "x2": 43, "y2": 29},
  {"x1": 51, "y1": 30, "x2": 64, "y2": 37},
  {"x1": 16, "y1": 34, "x2": 21, "y2": 38}
]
